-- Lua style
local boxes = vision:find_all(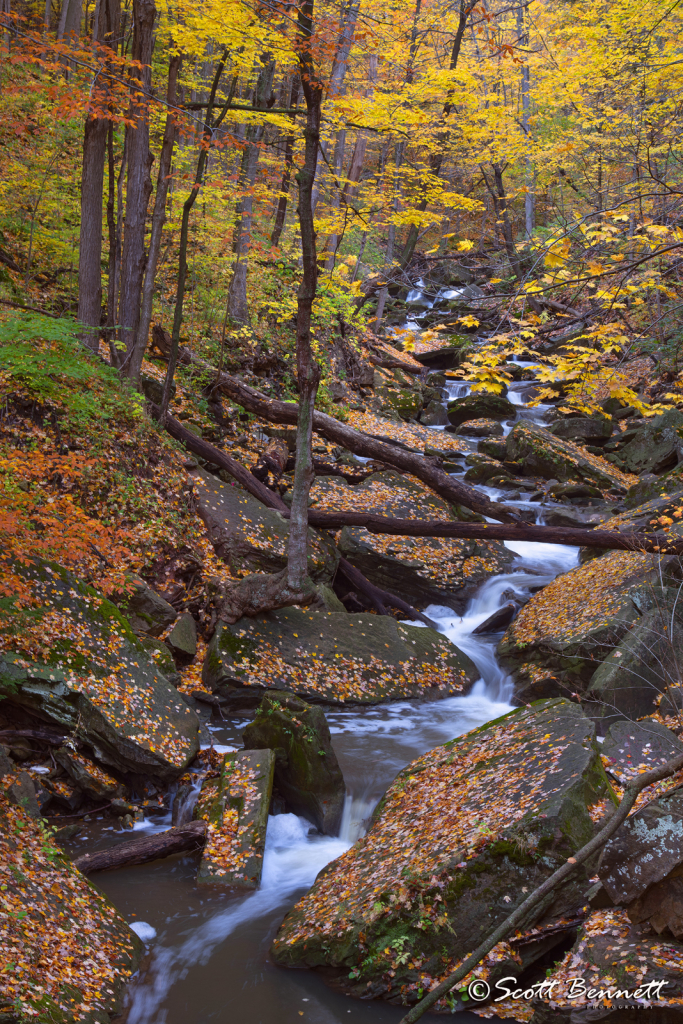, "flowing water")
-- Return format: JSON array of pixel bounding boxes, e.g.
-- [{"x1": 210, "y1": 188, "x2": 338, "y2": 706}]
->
[{"x1": 72, "y1": 349, "x2": 580, "y2": 1023}]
